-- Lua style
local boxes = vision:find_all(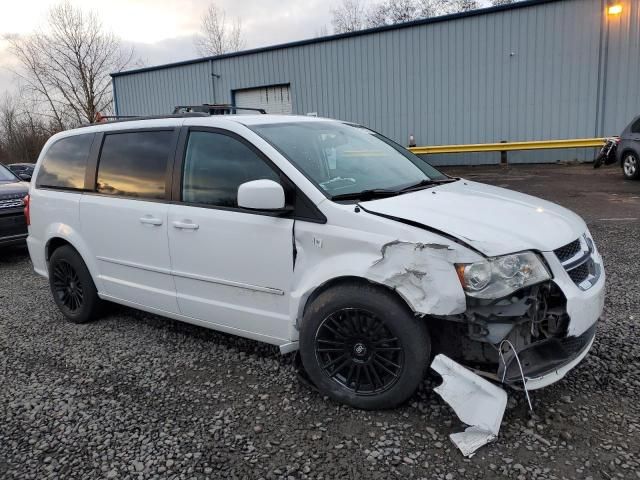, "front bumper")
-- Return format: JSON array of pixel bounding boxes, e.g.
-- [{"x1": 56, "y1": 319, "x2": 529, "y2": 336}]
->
[
  {"x1": 497, "y1": 246, "x2": 604, "y2": 389},
  {"x1": 437, "y1": 238, "x2": 605, "y2": 391},
  {"x1": 500, "y1": 323, "x2": 596, "y2": 390},
  {"x1": 500, "y1": 240, "x2": 605, "y2": 389},
  {"x1": 524, "y1": 332, "x2": 595, "y2": 390},
  {"x1": 0, "y1": 209, "x2": 28, "y2": 246}
]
